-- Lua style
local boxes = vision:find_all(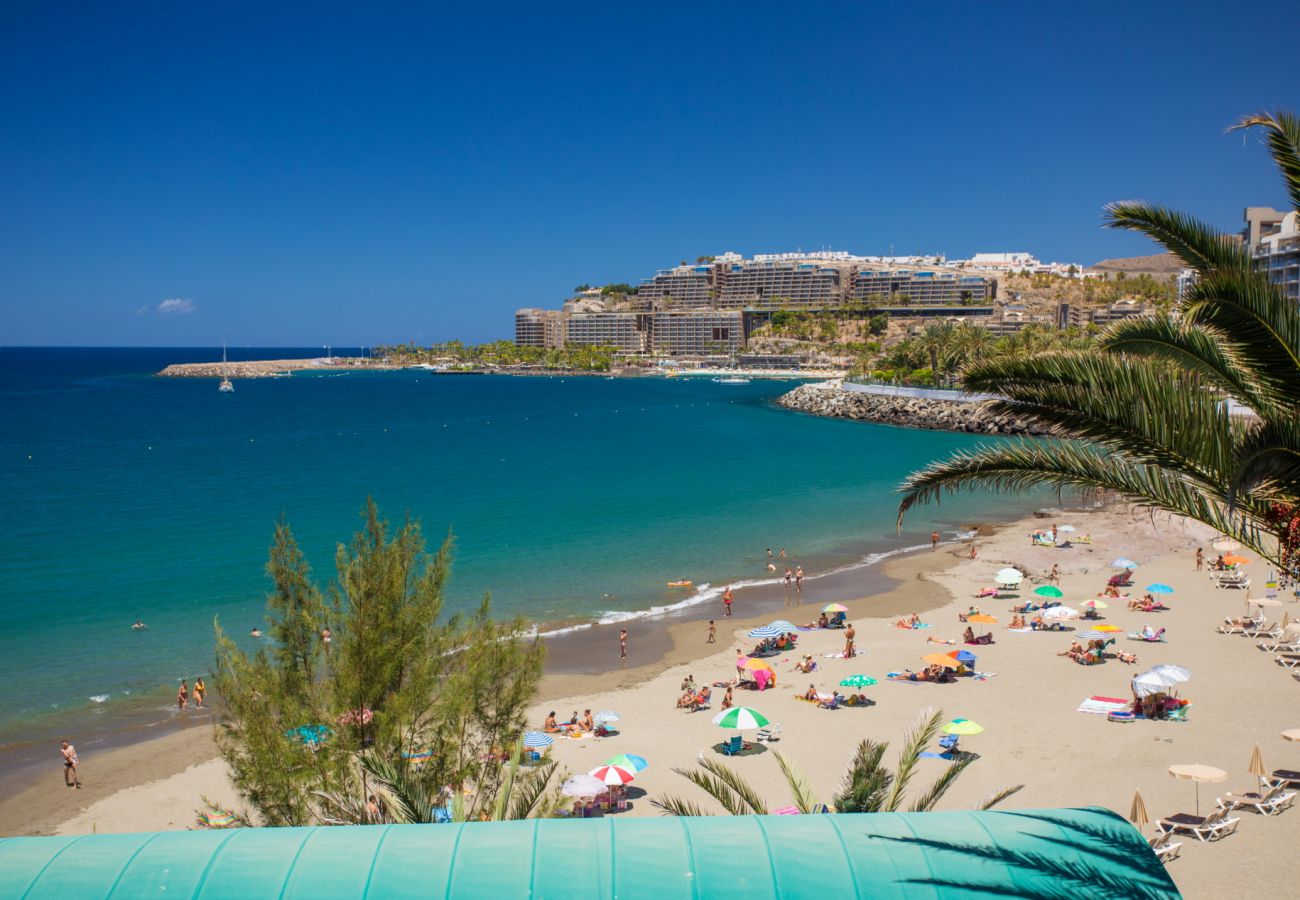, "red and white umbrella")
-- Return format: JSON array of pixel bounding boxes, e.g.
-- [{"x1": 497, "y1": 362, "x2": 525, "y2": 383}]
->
[{"x1": 588, "y1": 764, "x2": 637, "y2": 785}]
